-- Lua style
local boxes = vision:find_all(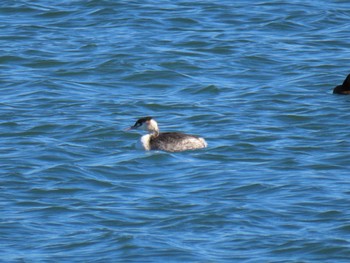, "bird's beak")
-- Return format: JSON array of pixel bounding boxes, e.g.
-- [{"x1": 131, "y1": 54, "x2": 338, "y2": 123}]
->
[{"x1": 125, "y1": 126, "x2": 134, "y2": 131}]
